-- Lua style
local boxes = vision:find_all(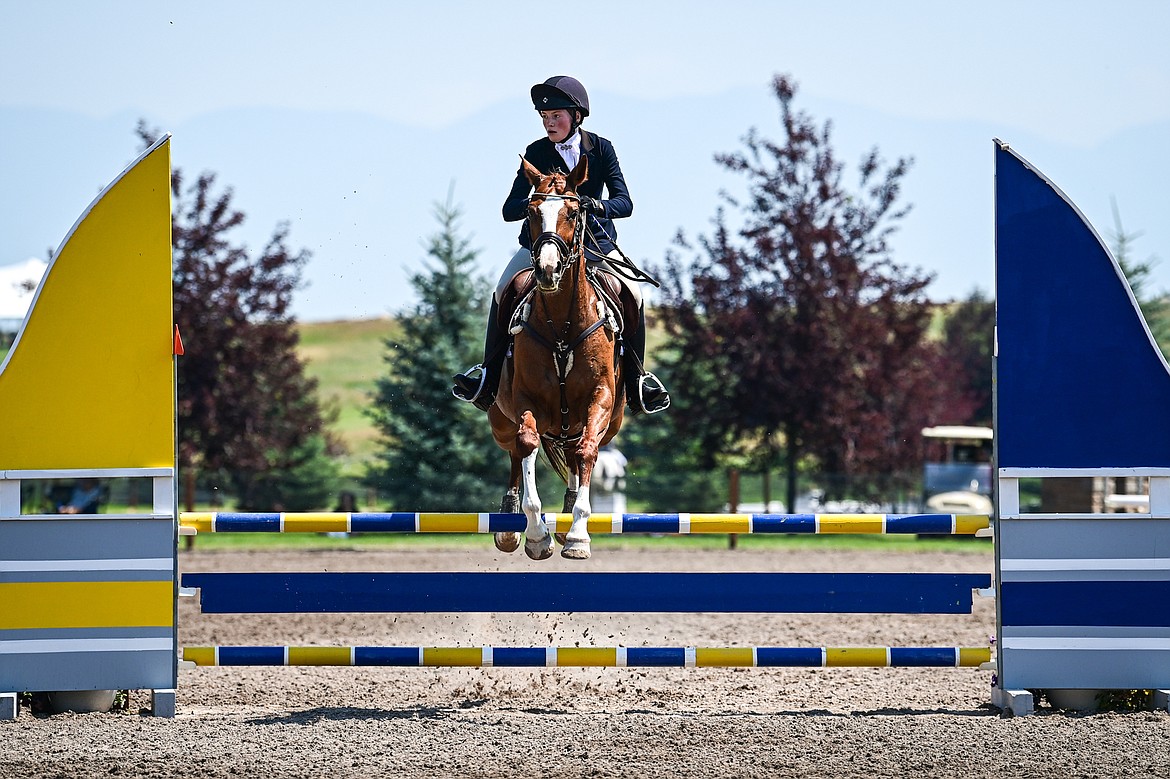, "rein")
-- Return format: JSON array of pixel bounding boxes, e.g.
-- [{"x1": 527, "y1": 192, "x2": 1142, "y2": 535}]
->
[
  {"x1": 582, "y1": 219, "x2": 661, "y2": 287},
  {"x1": 530, "y1": 192, "x2": 659, "y2": 288}
]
